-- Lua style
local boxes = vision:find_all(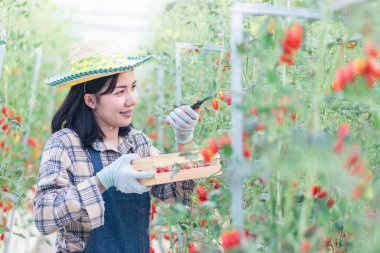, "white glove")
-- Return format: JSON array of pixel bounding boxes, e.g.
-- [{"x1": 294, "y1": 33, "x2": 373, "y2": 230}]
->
[
  {"x1": 96, "y1": 153, "x2": 154, "y2": 194},
  {"x1": 167, "y1": 105, "x2": 199, "y2": 144}
]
